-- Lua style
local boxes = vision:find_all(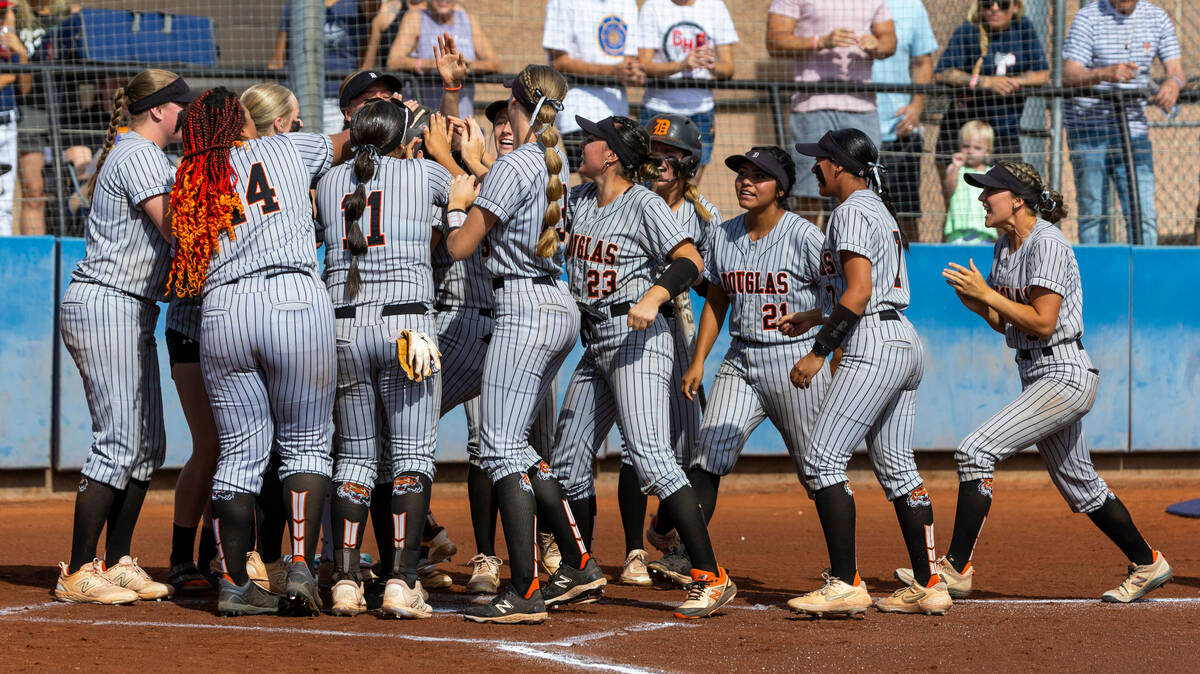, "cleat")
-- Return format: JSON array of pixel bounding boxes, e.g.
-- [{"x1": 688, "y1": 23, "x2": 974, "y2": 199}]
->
[
  {"x1": 246, "y1": 551, "x2": 270, "y2": 593},
  {"x1": 674, "y1": 567, "x2": 737, "y2": 619},
  {"x1": 538, "y1": 532, "x2": 561, "y2": 575},
  {"x1": 381, "y1": 578, "x2": 433, "y2": 619},
  {"x1": 543, "y1": 556, "x2": 607, "y2": 608},
  {"x1": 647, "y1": 544, "x2": 692, "y2": 588},
  {"x1": 364, "y1": 576, "x2": 386, "y2": 612},
  {"x1": 423, "y1": 528, "x2": 457, "y2": 565},
  {"x1": 463, "y1": 584, "x2": 548, "y2": 624},
  {"x1": 281, "y1": 558, "x2": 322, "y2": 616},
  {"x1": 330, "y1": 578, "x2": 367, "y2": 616},
  {"x1": 217, "y1": 575, "x2": 281, "y2": 616},
  {"x1": 787, "y1": 571, "x2": 872, "y2": 618},
  {"x1": 418, "y1": 558, "x2": 453, "y2": 590},
  {"x1": 54, "y1": 560, "x2": 139, "y2": 605},
  {"x1": 168, "y1": 562, "x2": 215, "y2": 595},
  {"x1": 619, "y1": 549, "x2": 652, "y2": 586},
  {"x1": 645, "y1": 514, "x2": 680, "y2": 554},
  {"x1": 104, "y1": 556, "x2": 173, "y2": 600},
  {"x1": 875, "y1": 579, "x2": 953, "y2": 615},
  {"x1": 1102, "y1": 551, "x2": 1173, "y2": 603},
  {"x1": 895, "y1": 556, "x2": 974, "y2": 599},
  {"x1": 466, "y1": 554, "x2": 502, "y2": 594}
]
